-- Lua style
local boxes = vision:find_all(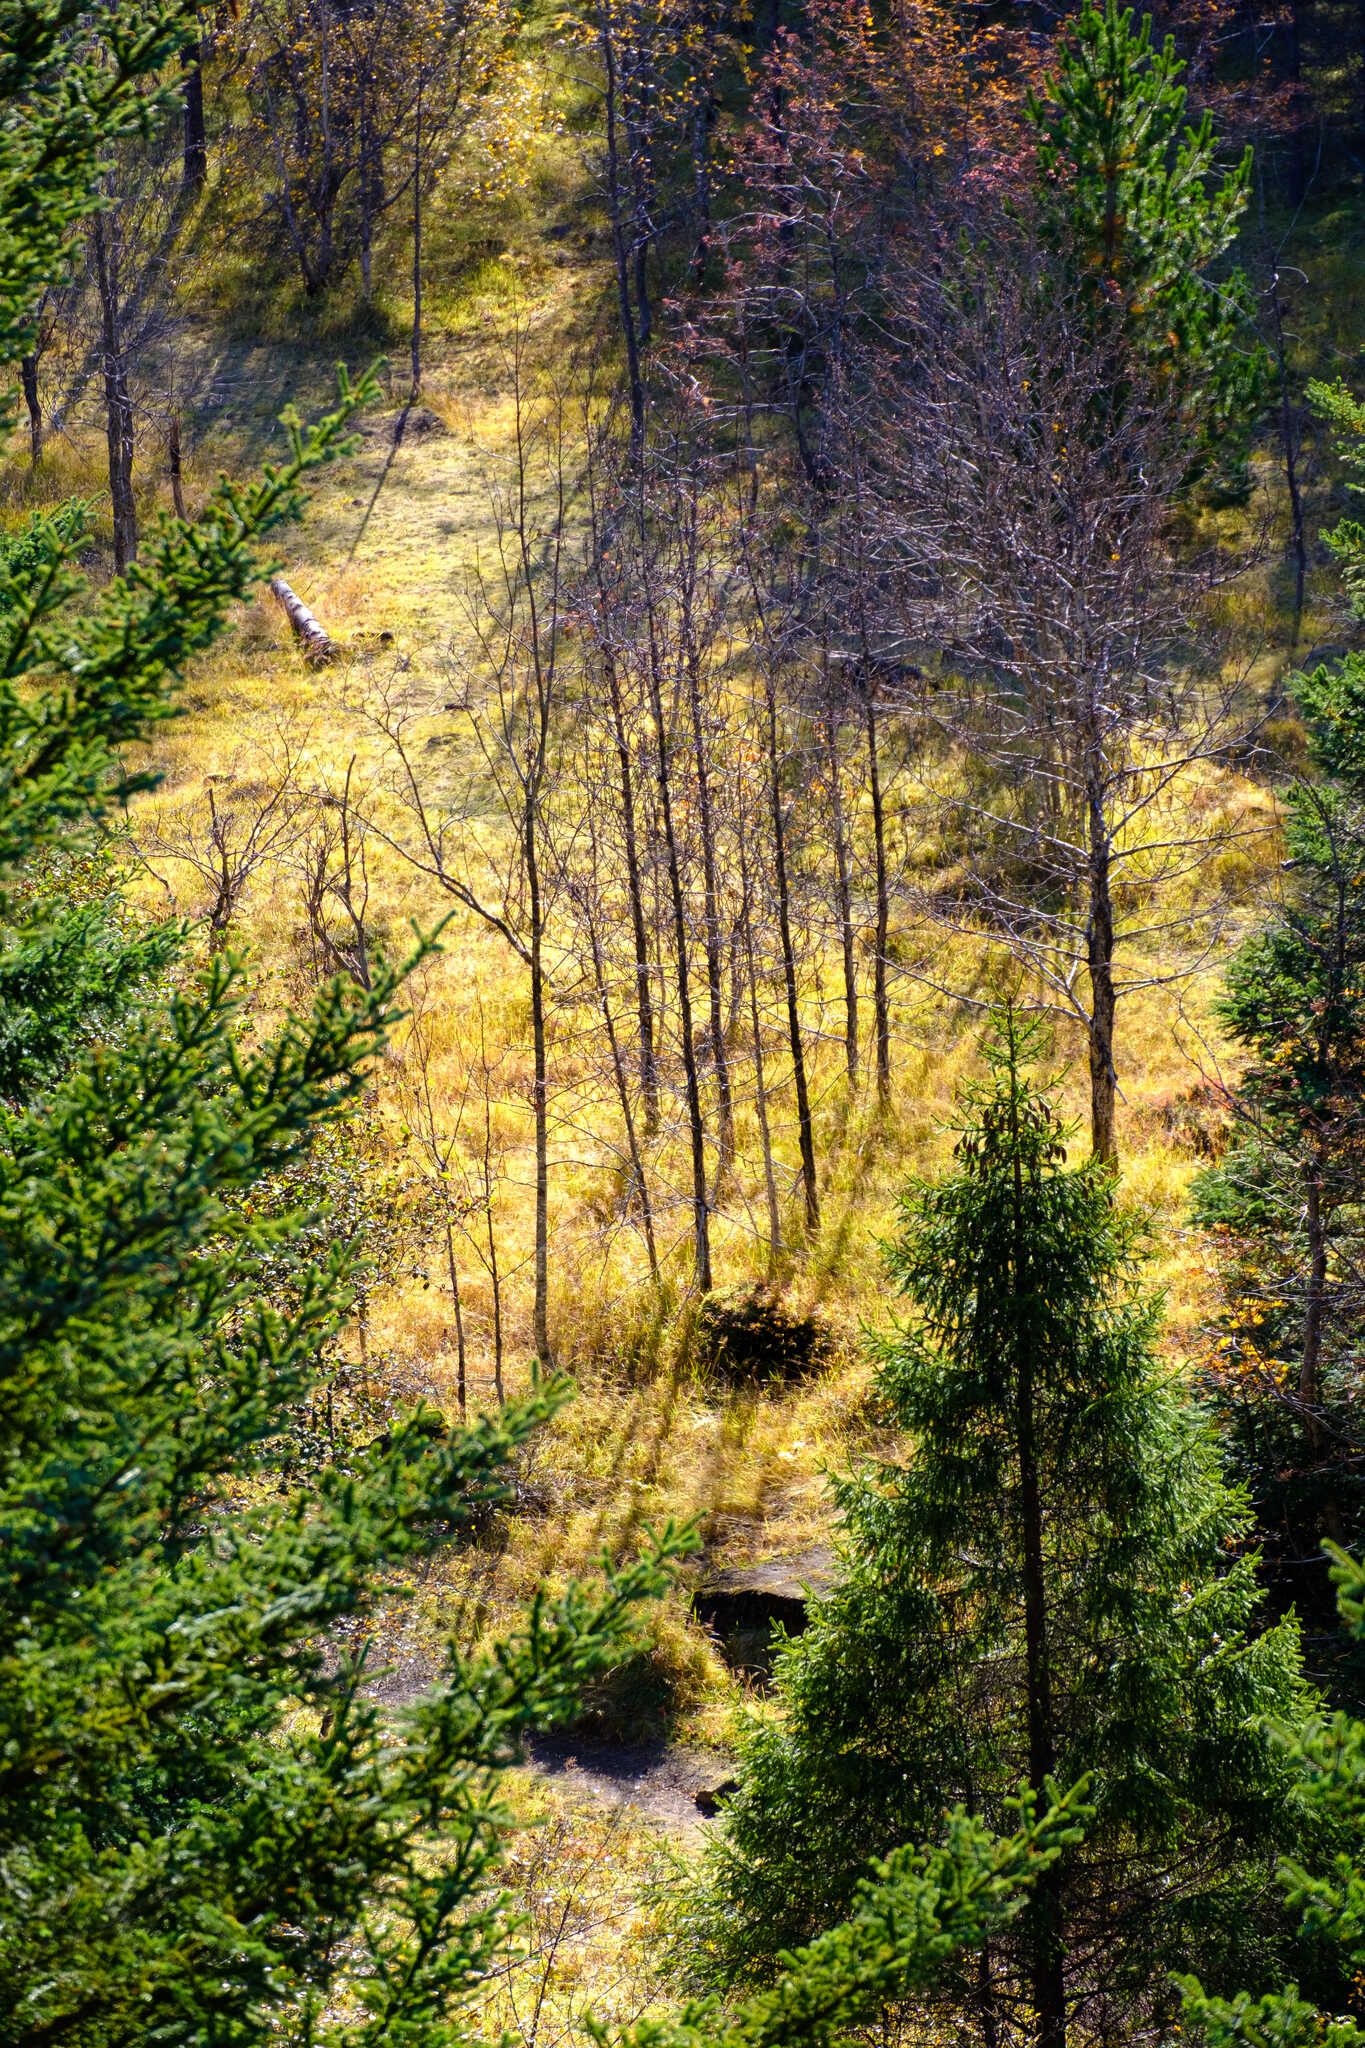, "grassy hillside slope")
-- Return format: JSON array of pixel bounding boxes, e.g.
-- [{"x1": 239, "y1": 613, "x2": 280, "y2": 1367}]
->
[{"x1": 6, "y1": 15, "x2": 1364, "y2": 1902}]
